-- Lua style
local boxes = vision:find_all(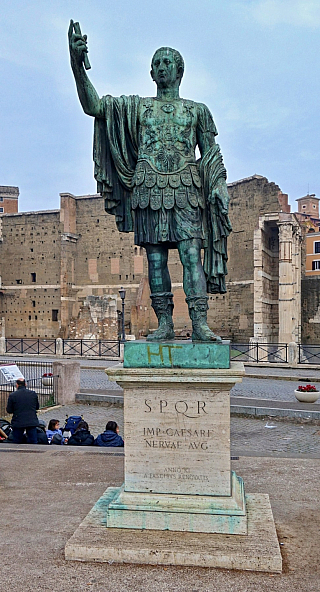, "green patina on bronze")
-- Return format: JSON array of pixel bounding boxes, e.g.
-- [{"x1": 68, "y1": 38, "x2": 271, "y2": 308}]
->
[
  {"x1": 69, "y1": 22, "x2": 232, "y2": 342},
  {"x1": 123, "y1": 340, "x2": 230, "y2": 369}
]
